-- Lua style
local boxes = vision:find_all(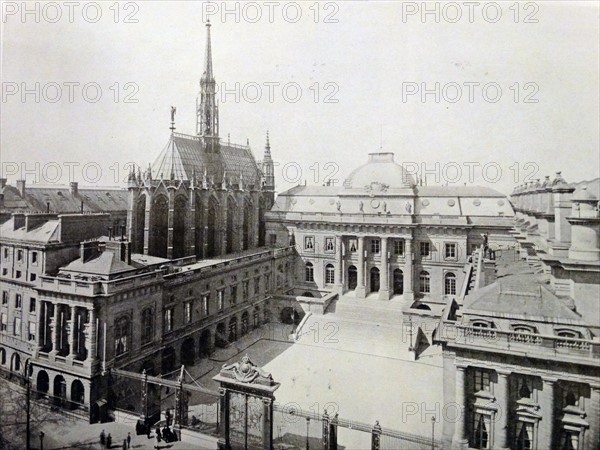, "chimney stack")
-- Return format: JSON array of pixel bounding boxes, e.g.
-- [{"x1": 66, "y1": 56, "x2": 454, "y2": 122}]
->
[
  {"x1": 70, "y1": 181, "x2": 78, "y2": 196},
  {"x1": 16, "y1": 179, "x2": 26, "y2": 197}
]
